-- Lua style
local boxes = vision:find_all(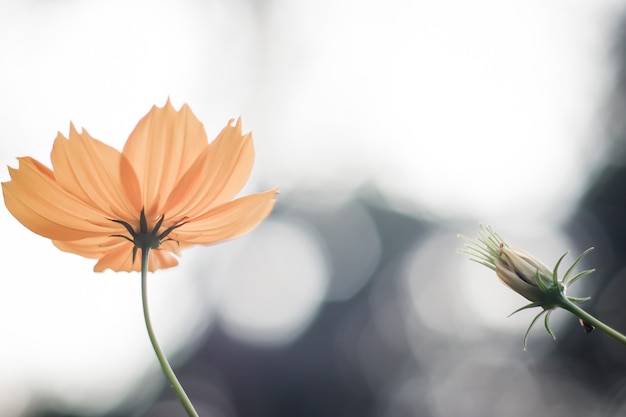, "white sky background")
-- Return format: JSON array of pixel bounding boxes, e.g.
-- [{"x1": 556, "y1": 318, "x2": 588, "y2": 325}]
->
[{"x1": 0, "y1": 0, "x2": 625, "y2": 415}]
